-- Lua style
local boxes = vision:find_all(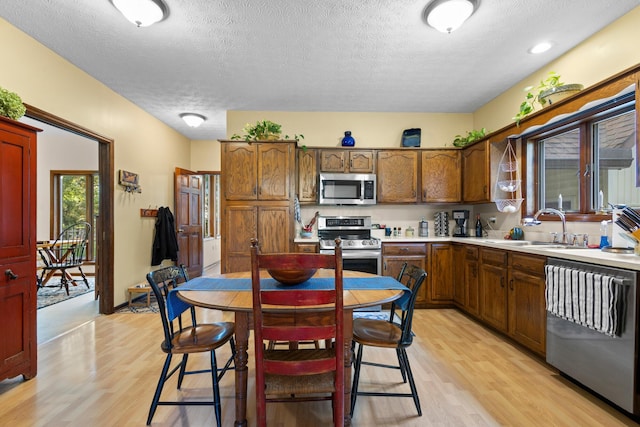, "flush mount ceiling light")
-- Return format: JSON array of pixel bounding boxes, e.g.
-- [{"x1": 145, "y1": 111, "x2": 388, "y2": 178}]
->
[
  {"x1": 528, "y1": 41, "x2": 553, "y2": 54},
  {"x1": 111, "y1": 0, "x2": 168, "y2": 27},
  {"x1": 180, "y1": 113, "x2": 206, "y2": 128},
  {"x1": 423, "y1": 0, "x2": 479, "y2": 33}
]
